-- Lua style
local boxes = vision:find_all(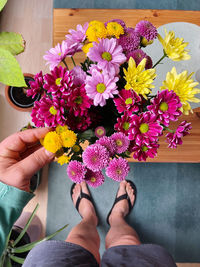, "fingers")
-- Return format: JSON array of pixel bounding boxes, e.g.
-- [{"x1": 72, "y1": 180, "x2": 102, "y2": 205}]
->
[
  {"x1": 0, "y1": 128, "x2": 51, "y2": 154},
  {"x1": 16, "y1": 146, "x2": 55, "y2": 178}
]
